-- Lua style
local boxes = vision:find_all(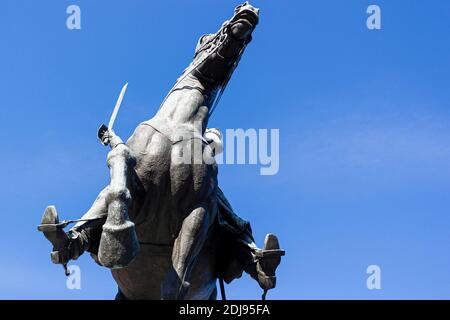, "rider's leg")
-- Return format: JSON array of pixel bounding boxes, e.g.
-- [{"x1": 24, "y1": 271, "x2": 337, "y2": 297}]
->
[
  {"x1": 67, "y1": 215, "x2": 107, "y2": 261},
  {"x1": 73, "y1": 187, "x2": 110, "y2": 229},
  {"x1": 67, "y1": 187, "x2": 110, "y2": 260},
  {"x1": 215, "y1": 187, "x2": 284, "y2": 292},
  {"x1": 221, "y1": 232, "x2": 284, "y2": 293},
  {"x1": 162, "y1": 206, "x2": 214, "y2": 300}
]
